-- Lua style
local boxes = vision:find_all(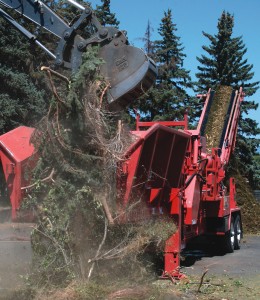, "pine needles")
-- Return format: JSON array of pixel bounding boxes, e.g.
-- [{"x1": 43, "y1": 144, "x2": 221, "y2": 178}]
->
[{"x1": 26, "y1": 47, "x2": 163, "y2": 285}]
